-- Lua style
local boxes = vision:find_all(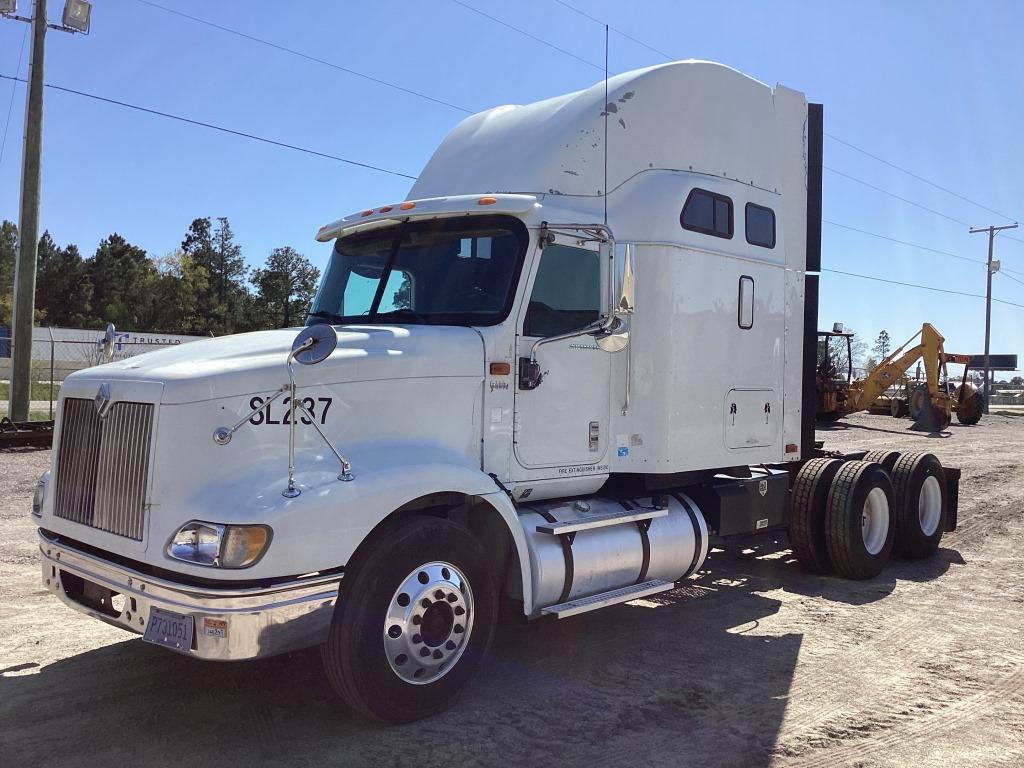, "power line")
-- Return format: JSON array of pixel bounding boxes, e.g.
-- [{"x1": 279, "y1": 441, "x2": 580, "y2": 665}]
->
[
  {"x1": 823, "y1": 267, "x2": 1024, "y2": 309},
  {"x1": 132, "y1": 0, "x2": 473, "y2": 115},
  {"x1": 0, "y1": 27, "x2": 28, "y2": 168},
  {"x1": 551, "y1": 0, "x2": 676, "y2": 61},
  {"x1": 449, "y1": 0, "x2": 603, "y2": 72},
  {"x1": 824, "y1": 166, "x2": 972, "y2": 227},
  {"x1": 824, "y1": 132, "x2": 1017, "y2": 224},
  {"x1": 823, "y1": 219, "x2": 984, "y2": 265},
  {"x1": 0, "y1": 74, "x2": 418, "y2": 180},
  {"x1": 999, "y1": 270, "x2": 1024, "y2": 288}
]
